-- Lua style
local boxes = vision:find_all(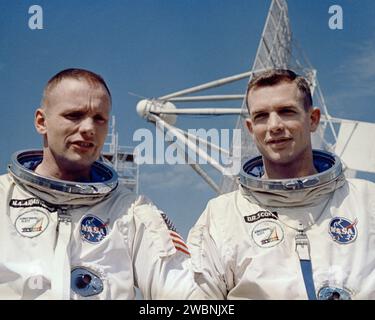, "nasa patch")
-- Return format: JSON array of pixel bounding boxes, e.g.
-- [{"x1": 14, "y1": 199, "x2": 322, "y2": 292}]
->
[
  {"x1": 251, "y1": 220, "x2": 284, "y2": 248},
  {"x1": 328, "y1": 217, "x2": 358, "y2": 244},
  {"x1": 71, "y1": 267, "x2": 104, "y2": 297},
  {"x1": 80, "y1": 215, "x2": 108, "y2": 243},
  {"x1": 15, "y1": 209, "x2": 49, "y2": 238}
]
